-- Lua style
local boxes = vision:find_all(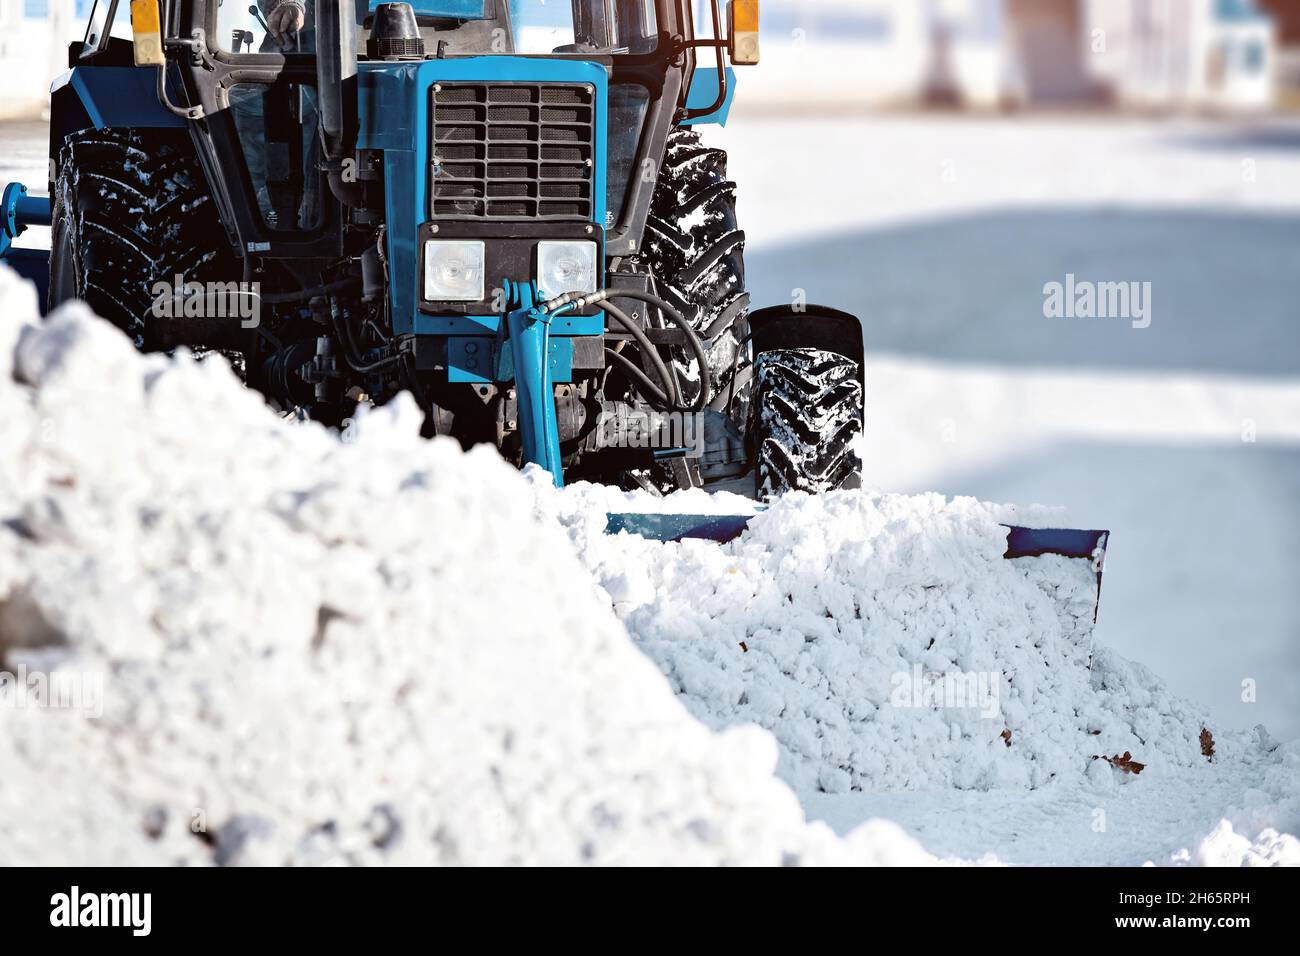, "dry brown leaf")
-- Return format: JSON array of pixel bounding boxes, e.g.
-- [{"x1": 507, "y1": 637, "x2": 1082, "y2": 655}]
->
[
  {"x1": 1001, "y1": 729, "x2": 1012, "y2": 747},
  {"x1": 1200, "y1": 727, "x2": 1216, "y2": 760},
  {"x1": 1093, "y1": 751, "x2": 1146, "y2": 775},
  {"x1": 738, "y1": 641, "x2": 748, "y2": 653}
]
